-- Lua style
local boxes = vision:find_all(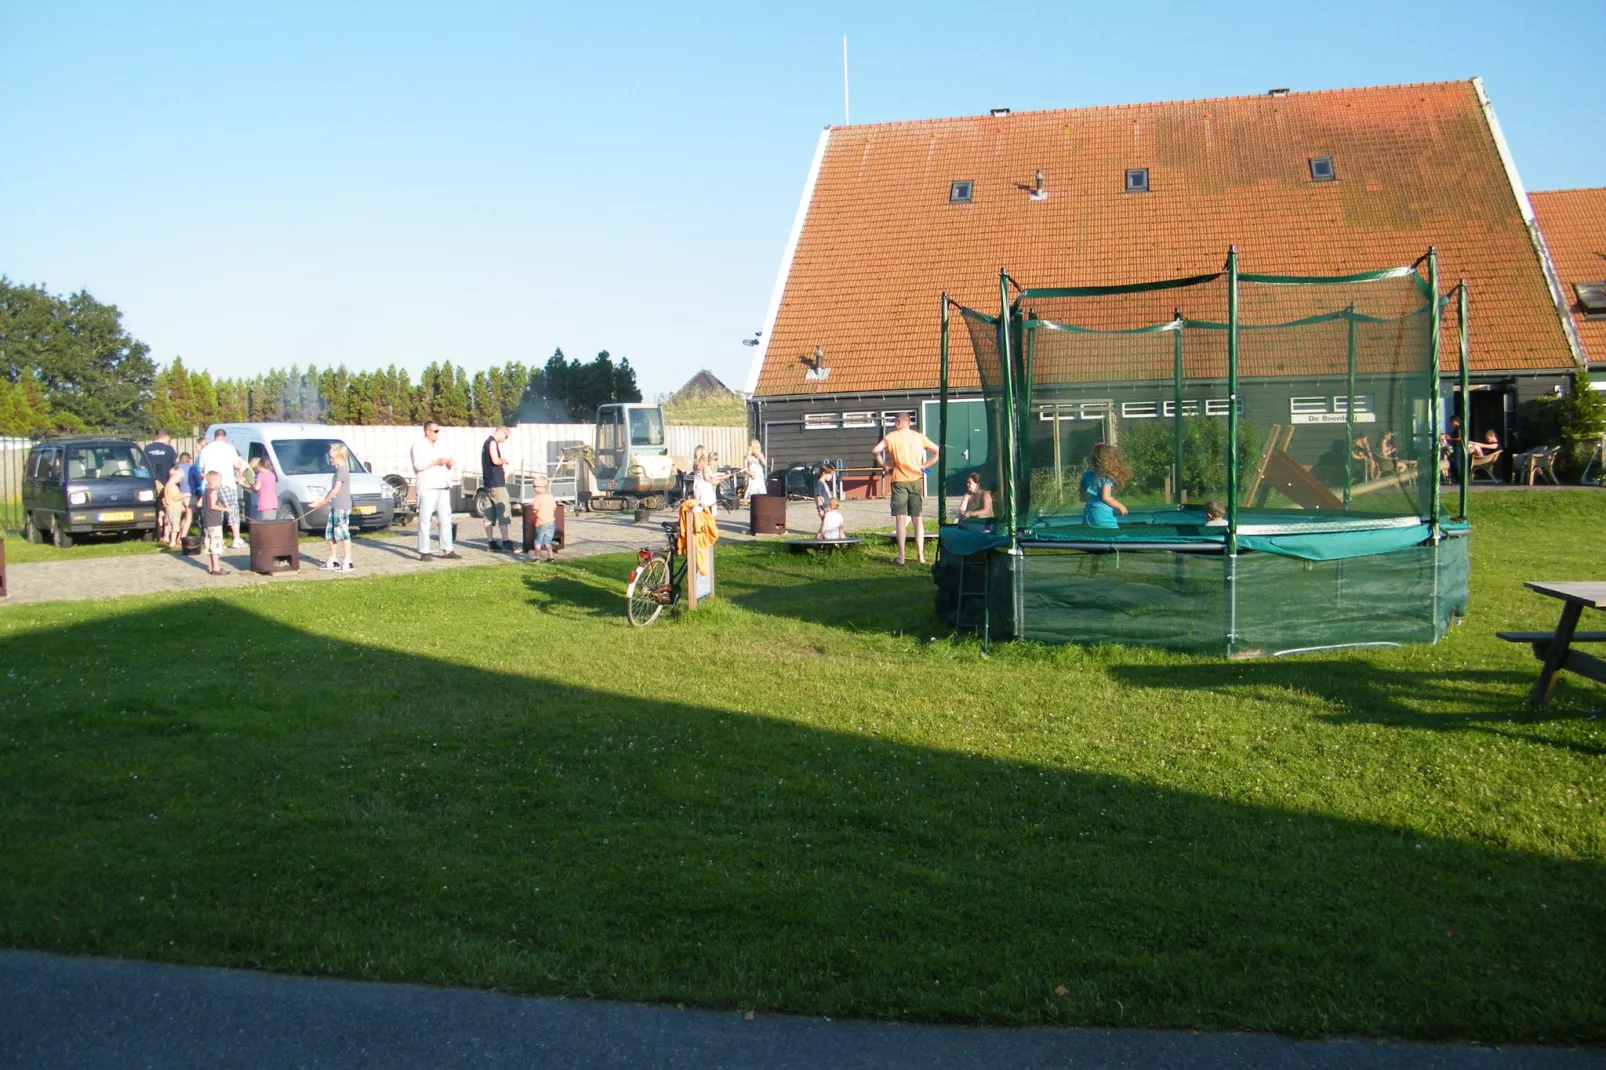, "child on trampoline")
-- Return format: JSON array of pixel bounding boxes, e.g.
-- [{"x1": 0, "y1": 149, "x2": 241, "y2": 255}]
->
[
  {"x1": 1080, "y1": 444, "x2": 1130, "y2": 530},
  {"x1": 820, "y1": 498, "x2": 846, "y2": 541},
  {"x1": 1203, "y1": 500, "x2": 1227, "y2": 528}
]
